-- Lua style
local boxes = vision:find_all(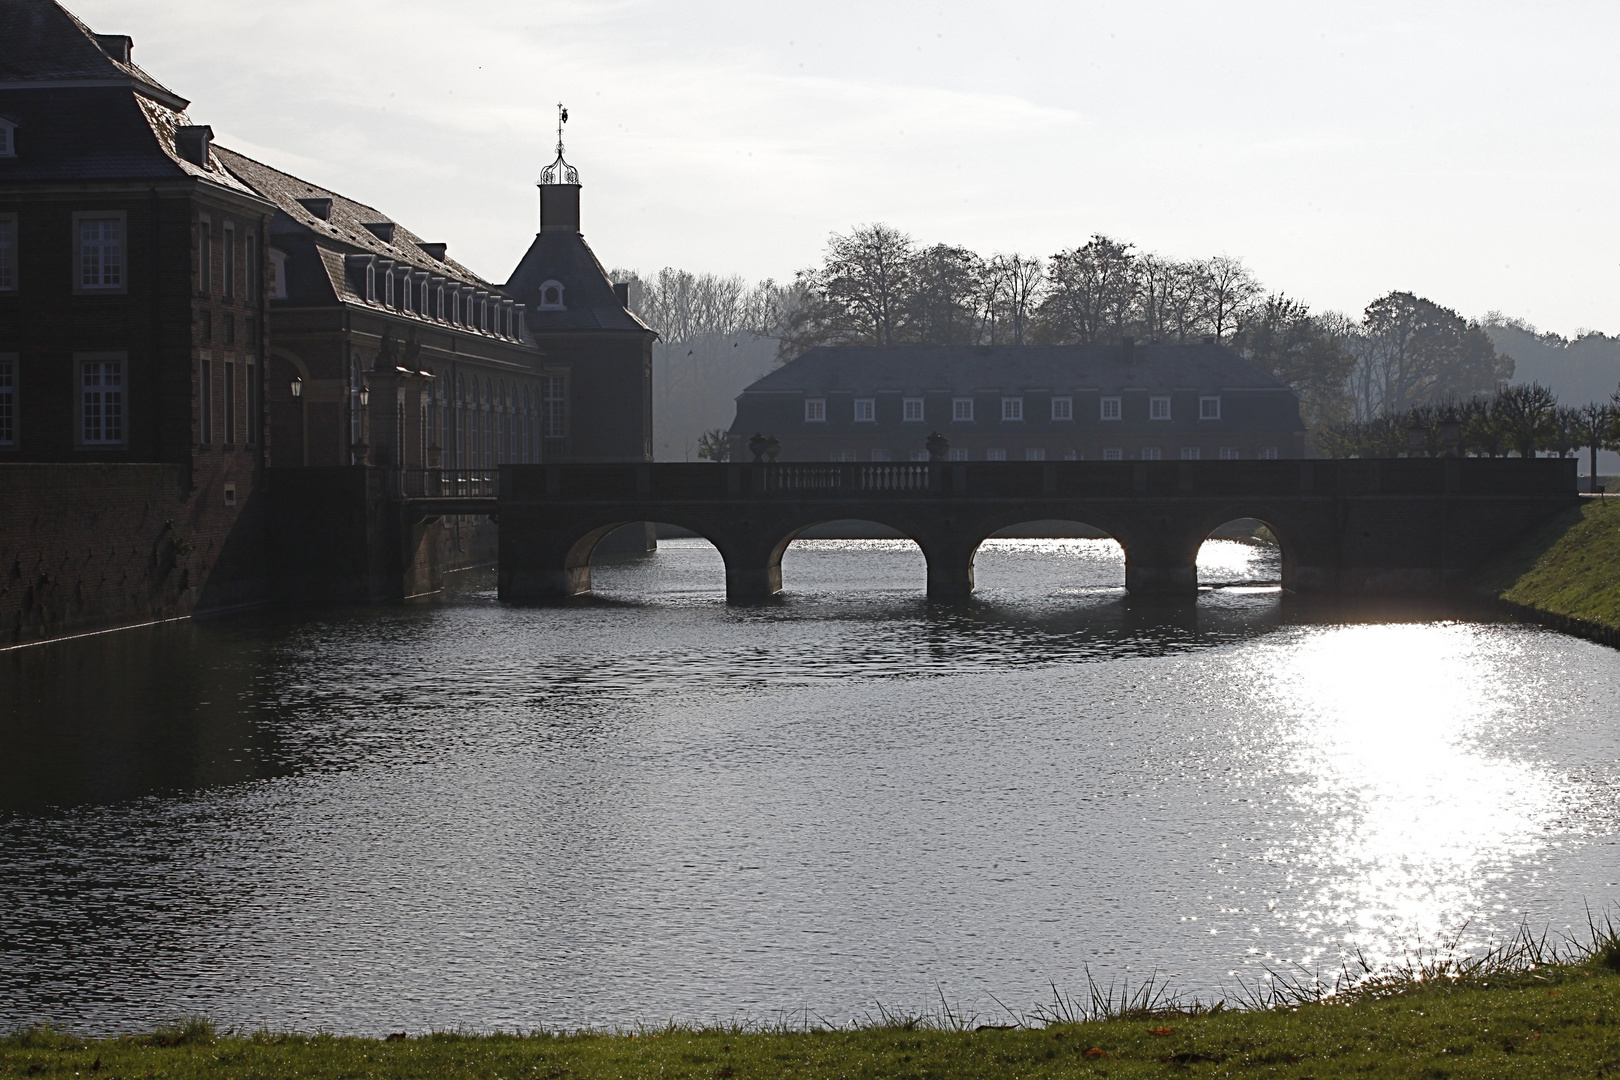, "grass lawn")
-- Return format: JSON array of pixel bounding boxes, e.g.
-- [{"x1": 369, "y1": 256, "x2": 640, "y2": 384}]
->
[
  {"x1": 1476, "y1": 496, "x2": 1620, "y2": 633},
  {"x1": 6, "y1": 954, "x2": 1619, "y2": 1080}
]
